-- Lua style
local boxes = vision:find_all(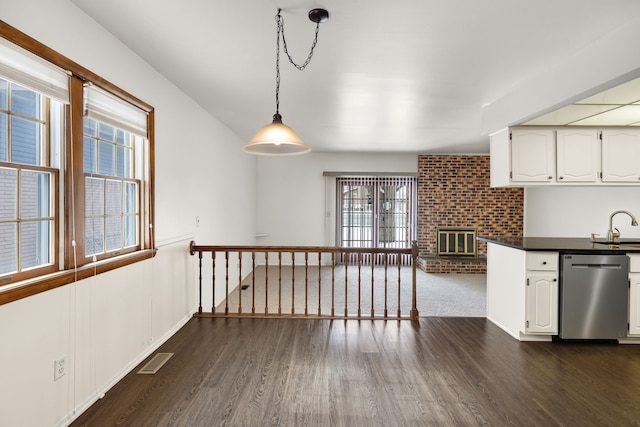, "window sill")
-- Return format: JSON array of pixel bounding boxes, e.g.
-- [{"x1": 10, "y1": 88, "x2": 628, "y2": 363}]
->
[{"x1": 0, "y1": 248, "x2": 157, "y2": 306}]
